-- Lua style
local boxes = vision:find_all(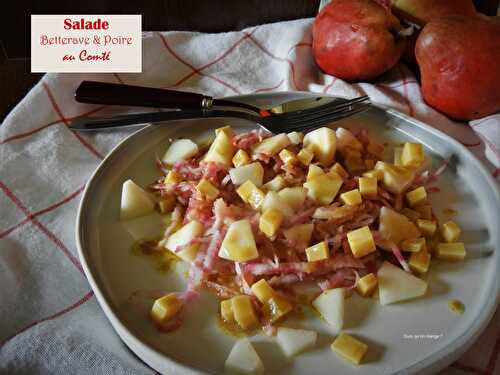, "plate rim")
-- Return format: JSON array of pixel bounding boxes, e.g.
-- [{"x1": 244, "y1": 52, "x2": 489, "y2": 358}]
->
[{"x1": 75, "y1": 91, "x2": 500, "y2": 375}]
